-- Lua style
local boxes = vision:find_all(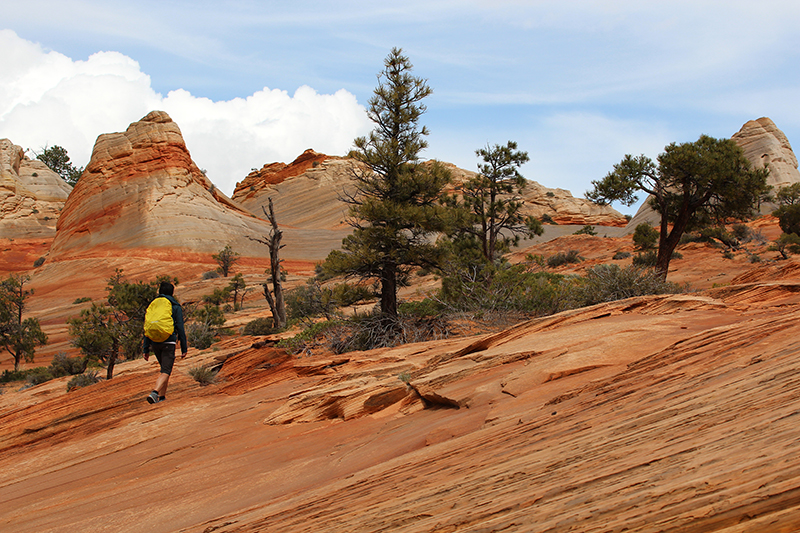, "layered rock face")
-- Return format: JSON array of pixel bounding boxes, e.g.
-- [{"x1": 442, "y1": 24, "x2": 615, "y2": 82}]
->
[
  {"x1": 732, "y1": 117, "x2": 800, "y2": 190},
  {"x1": 49, "y1": 111, "x2": 277, "y2": 261},
  {"x1": 0, "y1": 139, "x2": 72, "y2": 239},
  {"x1": 233, "y1": 151, "x2": 627, "y2": 230},
  {"x1": 233, "y1": 149, "x2": 359, "y2": 230}
]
